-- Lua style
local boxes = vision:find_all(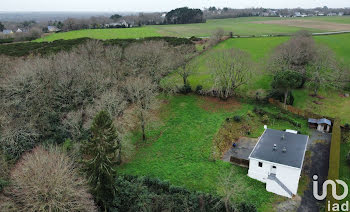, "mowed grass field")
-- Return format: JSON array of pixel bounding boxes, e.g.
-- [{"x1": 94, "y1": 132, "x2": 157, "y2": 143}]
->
[
  {"x1": 35, "y1": 16, "x2": 350, "y2": 42},
  {"x1": 119, "y1": 94, "x2": 309, "y2": 211}
]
